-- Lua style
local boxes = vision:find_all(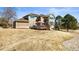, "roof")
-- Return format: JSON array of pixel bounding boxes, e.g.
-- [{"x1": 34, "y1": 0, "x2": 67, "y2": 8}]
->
[
  {"x1": 21, "y1": 13, "x2": 49, "y2": 21},
  {"x1": 24, "y1": 13, "x2": 39, "y2": 17},
  {"x1": 14, "y1": 20, "x2": 29, "y2": 23},
  {"x1": 40, "y1": 14, "x2": 48, "y2": 17},
  {"x1": 19, "y1": 18, "x2": 28, "y2": 20},
  {"x1": 23, "y1": 13, "x2": 49, "y2": 18}
]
